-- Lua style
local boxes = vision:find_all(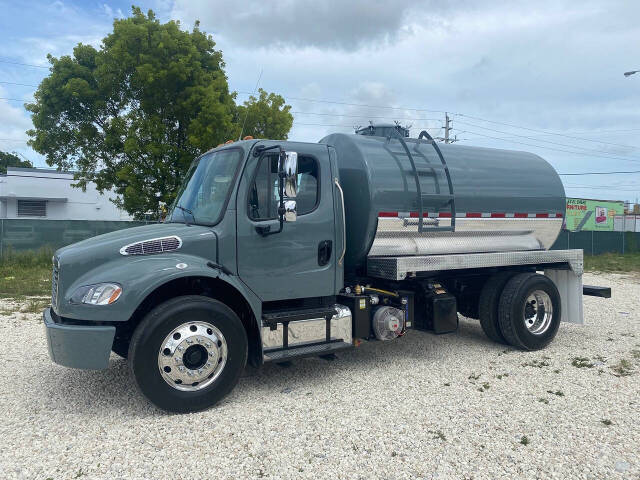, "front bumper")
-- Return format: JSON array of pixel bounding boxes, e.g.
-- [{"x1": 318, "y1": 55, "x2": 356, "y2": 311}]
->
[{"x1": 43, "y1": 307, "x2": 116, "y2": 370}]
